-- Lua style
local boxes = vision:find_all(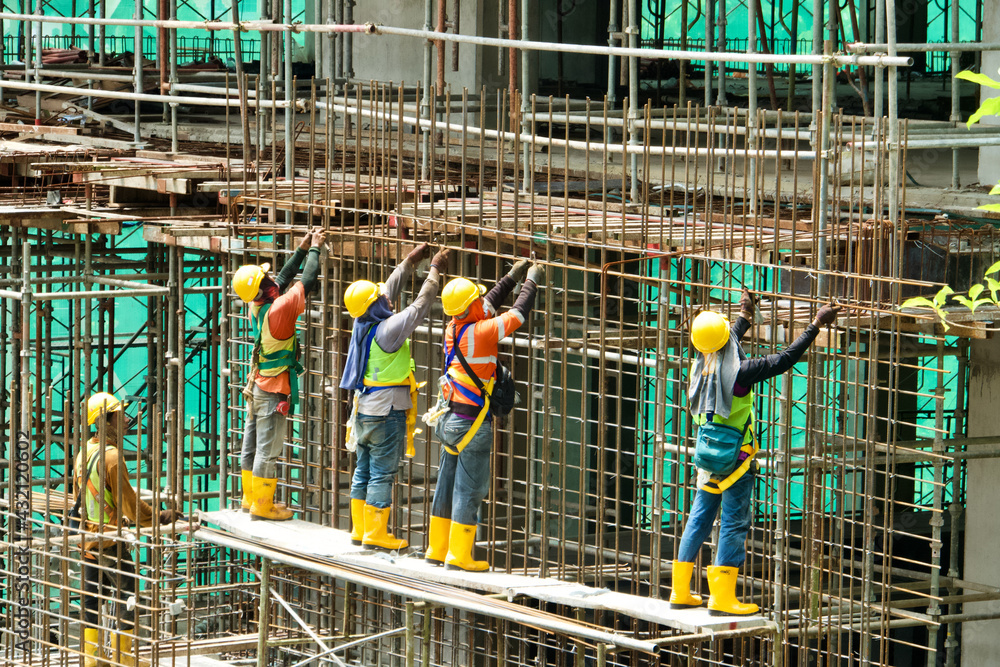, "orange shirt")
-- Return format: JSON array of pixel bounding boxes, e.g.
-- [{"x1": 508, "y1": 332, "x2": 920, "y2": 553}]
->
[
  {"x1": 442, "y1": 307, "x2": 525, "y2": 407},
  {"x1": 255, "y1": 283, "x2": 305, "y2": 395}
]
